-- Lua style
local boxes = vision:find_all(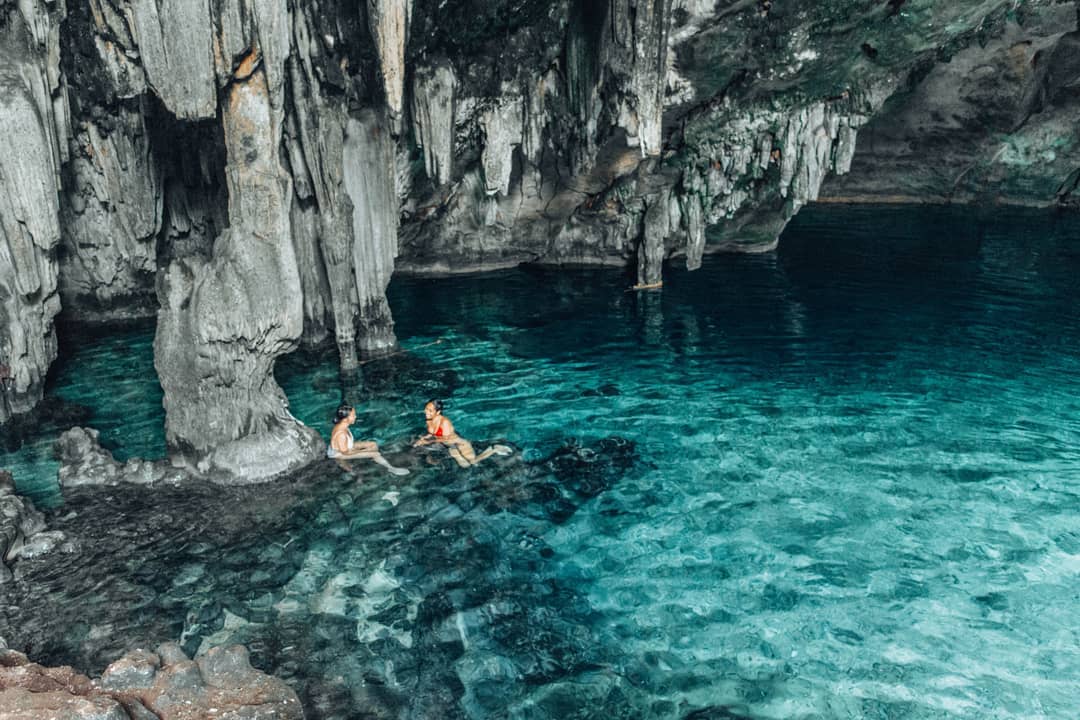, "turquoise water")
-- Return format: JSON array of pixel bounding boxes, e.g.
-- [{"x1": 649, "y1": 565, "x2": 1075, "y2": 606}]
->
[
  {"x1": 3, "y1": 323, "x2": 165, "y2": 506},
  {"x1": 3, "y1": 205, "x2": 1080, "y2": 718}
]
